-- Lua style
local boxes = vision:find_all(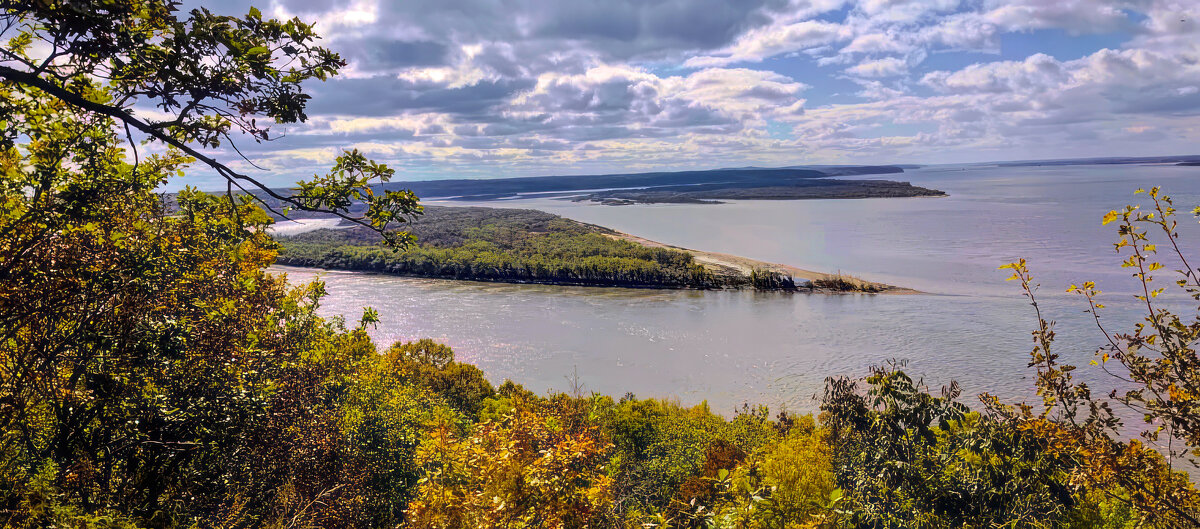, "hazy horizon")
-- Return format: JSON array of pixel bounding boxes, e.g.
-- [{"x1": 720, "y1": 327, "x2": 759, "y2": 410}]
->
[{"x1": 173, "y1": 152, "x2": 1200, "y2": 194}]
